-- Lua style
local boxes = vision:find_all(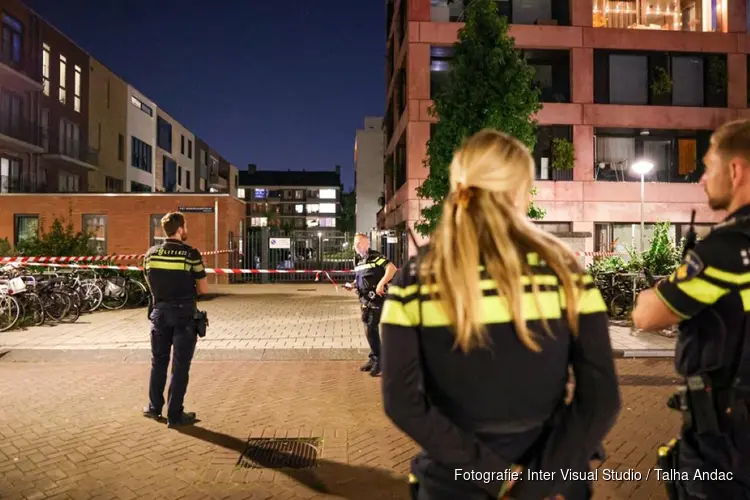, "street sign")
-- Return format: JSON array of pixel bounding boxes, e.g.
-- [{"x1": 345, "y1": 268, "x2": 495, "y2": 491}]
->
[
  {"x1": 178, "y1": 206, "x2": 215, "y2": 213},
  {"x1": 386, "y1": 237, "x2": 398, "y2": 244},
  {"x1": 270, "y1": 237, "x2": 291, "y2": 249}
]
